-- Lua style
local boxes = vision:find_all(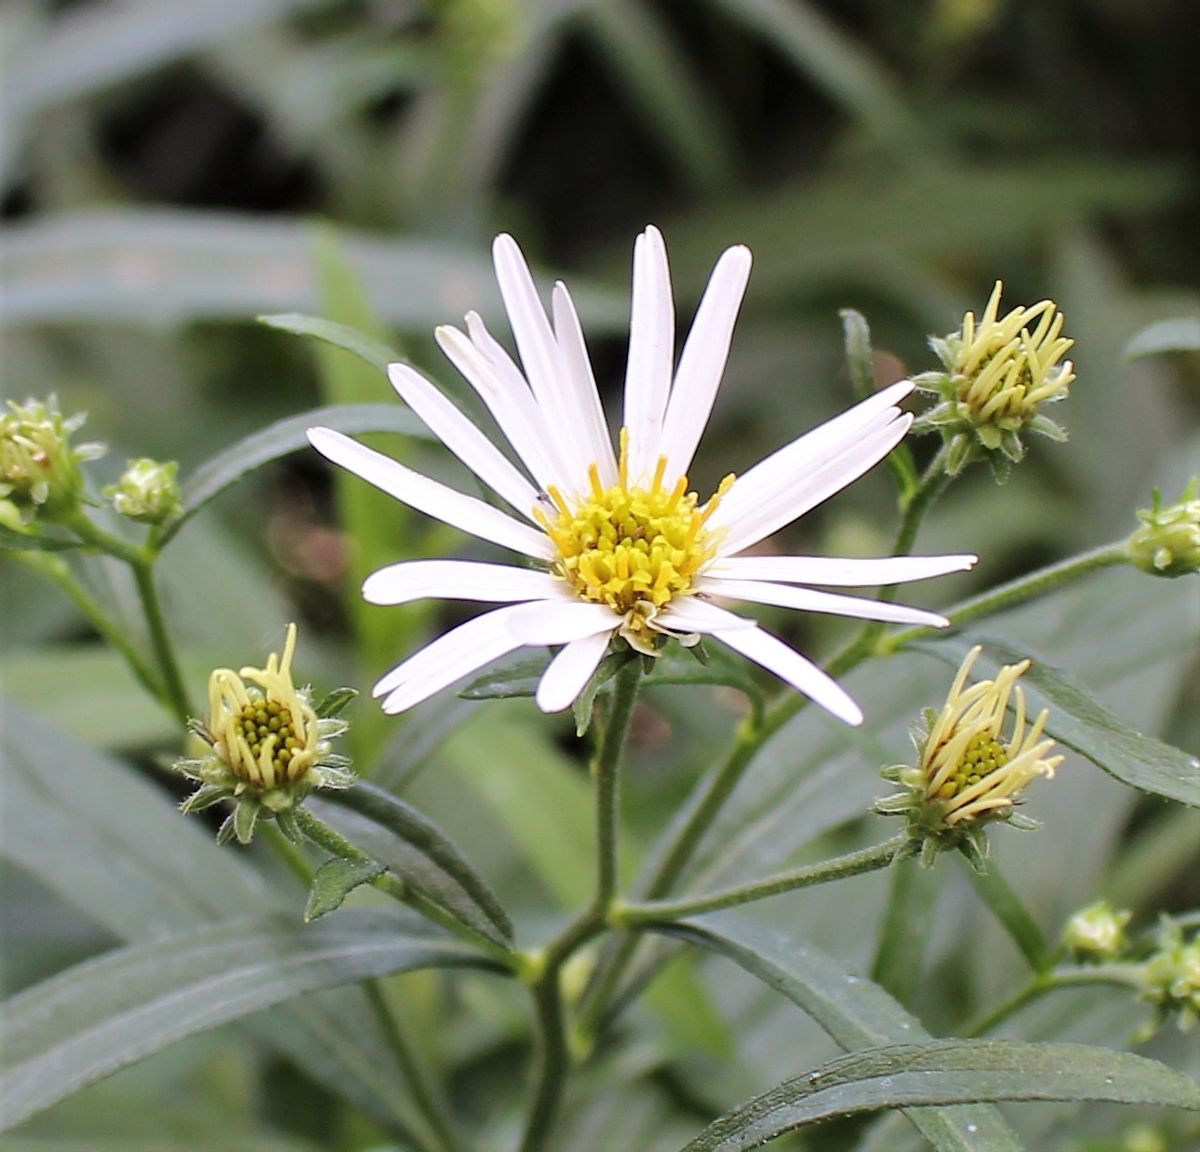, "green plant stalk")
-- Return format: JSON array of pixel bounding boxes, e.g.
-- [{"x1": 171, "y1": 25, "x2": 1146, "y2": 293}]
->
[
  {"x1": 14, "y1": 550, "x2": 166, "y2": 703},
  {"x1": 966, "y1": 964, "x2": 1147, "y2": 1038},
  {"x1": 961, "y1": 856, "x2": 1049, "y2": 972},
  {"x1": 613, "y1": 833, "x2": 909, "y2": 924},
  {"x1": 516, "y1": 660, "x2": 642, "y2": 1152},
  {"x1": 870, "y1": 853, "x2": 940, "y2": 1004}
]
